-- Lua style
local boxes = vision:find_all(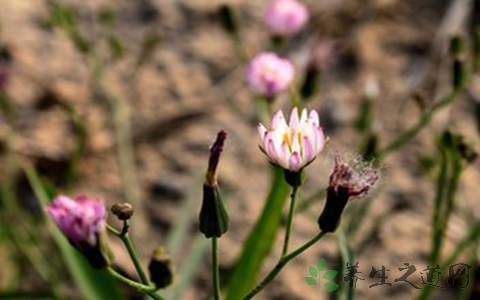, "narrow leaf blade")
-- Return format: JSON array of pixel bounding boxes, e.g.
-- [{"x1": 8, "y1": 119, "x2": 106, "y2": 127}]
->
[{"x1": 226, "y1": 167, "x2": 290, "y2": 299}]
